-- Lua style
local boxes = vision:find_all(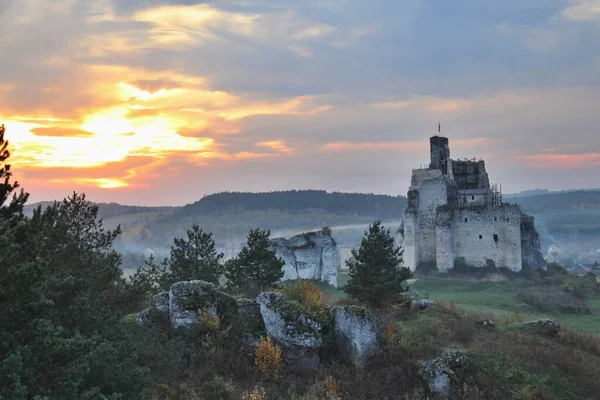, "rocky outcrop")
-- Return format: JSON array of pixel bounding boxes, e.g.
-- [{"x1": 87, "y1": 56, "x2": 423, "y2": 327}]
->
[
  {"x1": 508, "y1": 318, "x2": 561, "y2": 337},
  {"x1": 270, "y1": 228, "x2": 339, "y2": 287},
  {"x1": 256, "y1": 292, "x2": 324, "y2": 370},
  {"x1": 520, "y1": 214, "x2": 547, "y2": 270},
  {"x1": 330, "y1": 306, "x2": 378, "y2": 367},
  {"x1": 137, "y1": 280, "x2": 383, "y2": 370},
  {"x1": 421, "y1": 349, "x2": 469, "y2": 399}
]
